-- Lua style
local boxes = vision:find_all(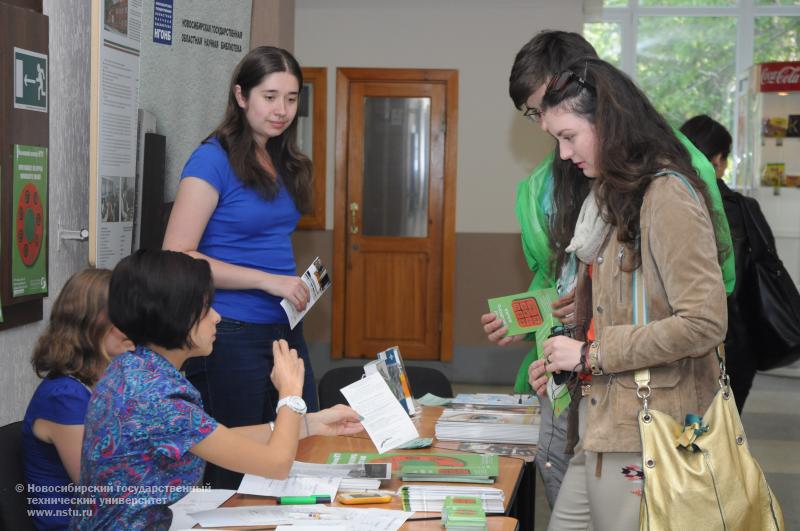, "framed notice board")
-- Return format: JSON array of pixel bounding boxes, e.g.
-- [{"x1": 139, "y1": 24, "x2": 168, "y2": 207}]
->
[{"x1": 0, "y1": 2, "x2": 49, "y2": 331}]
